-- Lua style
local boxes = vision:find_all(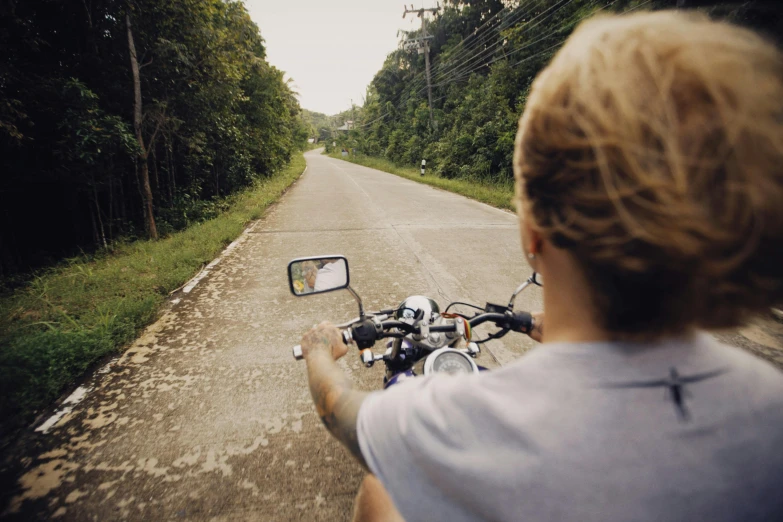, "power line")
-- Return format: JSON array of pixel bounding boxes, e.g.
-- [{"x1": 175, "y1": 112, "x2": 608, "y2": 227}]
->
[
  {"x1": 426, "y1": 3, "x2": 514, "y2": 77},
  {"x1": 395, "y1": 0, "x2": 555, "y2": 109},
  {"x1": 429, "y1": 0, "x2": 542, "y2": 82},
  {"x1": 361, "y1": 0, "x2": 655, "y2": 130},
  {"x1": 409, "y1": 0, "x2": 606, "y2": 101},
  {"x1": 430, "y1": 4, "x2": 509, "y2": 66},
  {"x1": 363, "y1": 1, "x2": 558, "y2": 127},
  {"x1": 397, "y1": 0, "x2": 540, "y2": 107},
  {"x1": 431, "y1": 0, "x2": 575, "y2": 85},
  {"x1": 429, "y1": 0, "x2": 555, "y2": 83},
  {"x1": 362, "y1": 34, "x2": 562, "y2": 129},
  {"x1": 433, "y1": 0, "x2": 619, "y2": 88}
]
